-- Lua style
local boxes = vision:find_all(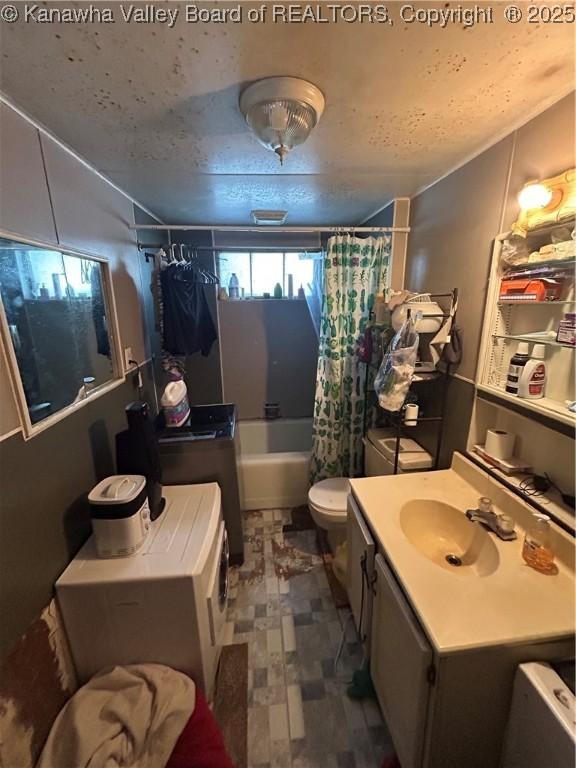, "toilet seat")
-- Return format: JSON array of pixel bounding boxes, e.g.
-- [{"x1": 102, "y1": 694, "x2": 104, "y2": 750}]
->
[{"x1": 308, "y1": 477, "x2": 350, "y2": 529}]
